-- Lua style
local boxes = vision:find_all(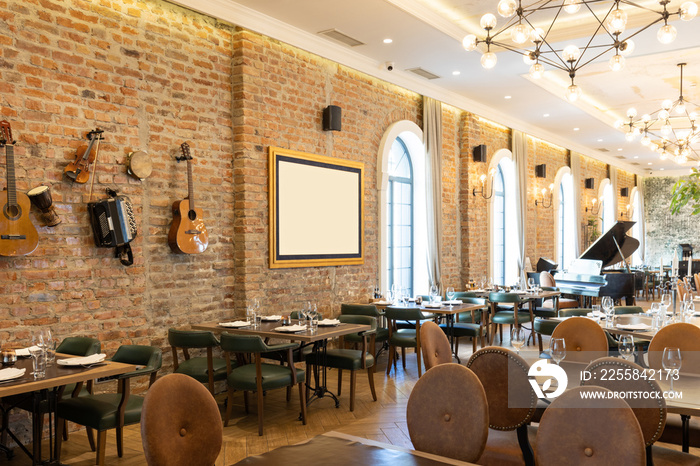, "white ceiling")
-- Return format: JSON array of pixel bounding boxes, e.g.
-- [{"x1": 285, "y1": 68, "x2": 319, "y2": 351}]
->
[{"x1": 174, "y1": 0, "x2": 700, "y2": 177}]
